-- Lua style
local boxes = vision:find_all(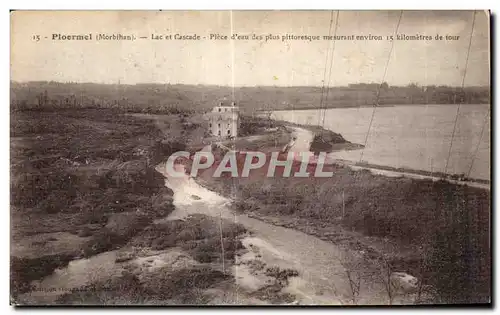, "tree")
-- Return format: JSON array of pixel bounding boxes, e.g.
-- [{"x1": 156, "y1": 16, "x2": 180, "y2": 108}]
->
[{"x1": 261, "y1": 104, "x2": 274, "y2": 128}]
